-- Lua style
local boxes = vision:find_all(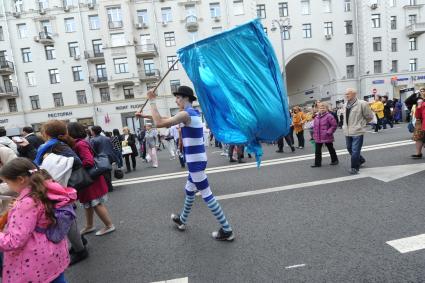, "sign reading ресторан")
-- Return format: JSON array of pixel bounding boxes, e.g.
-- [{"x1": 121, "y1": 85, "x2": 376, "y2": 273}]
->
[
  {"x1": 115, "y1": 104, "x2": 144, "y2": 111},
  {"x1": 47, "y1": 111, "x2": 73, "y2": 118}
]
